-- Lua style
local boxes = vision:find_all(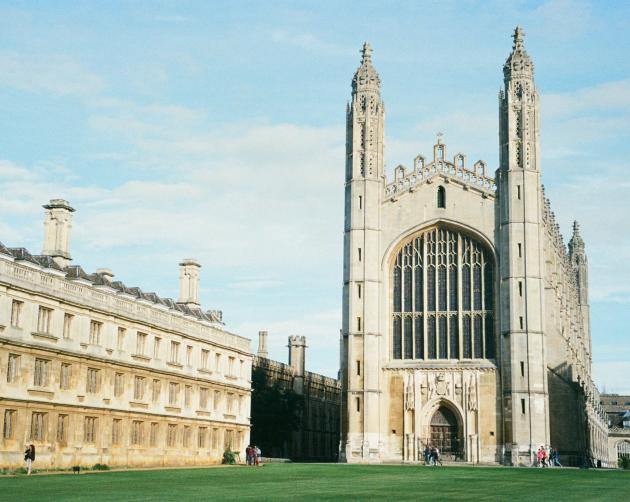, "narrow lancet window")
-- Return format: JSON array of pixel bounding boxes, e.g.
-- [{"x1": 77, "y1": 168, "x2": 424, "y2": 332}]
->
[{"x1": 437, "y1": 186, "x2": 446, "y2": 208}]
